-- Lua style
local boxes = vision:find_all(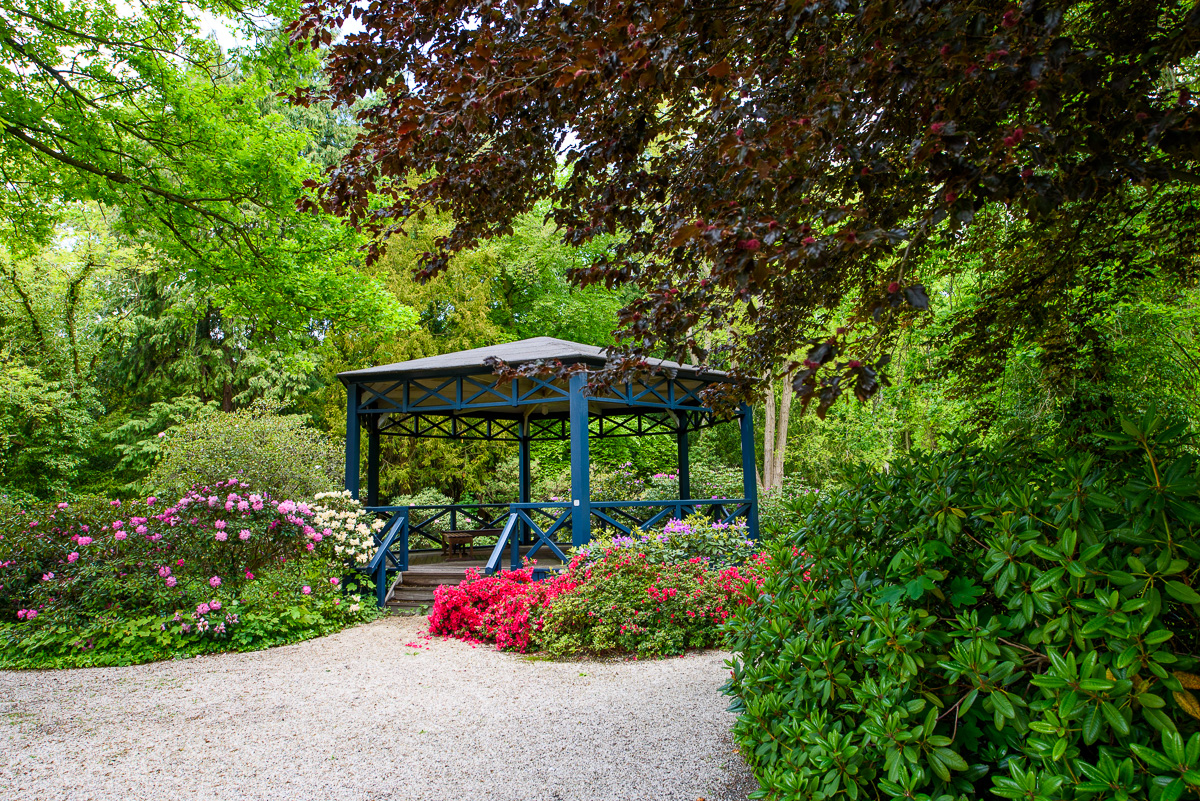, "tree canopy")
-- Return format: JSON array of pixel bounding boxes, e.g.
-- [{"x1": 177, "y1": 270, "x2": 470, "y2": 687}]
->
[{"x1": 292, "y1": 0, "x2": 1200, "y2": 412}]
